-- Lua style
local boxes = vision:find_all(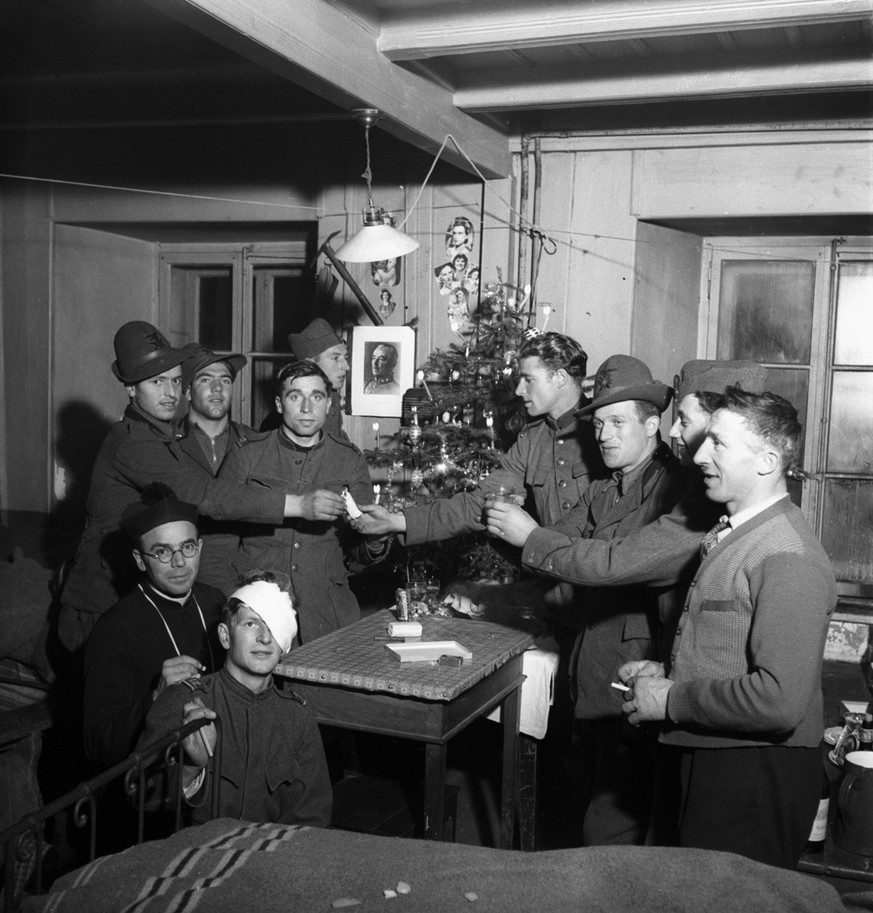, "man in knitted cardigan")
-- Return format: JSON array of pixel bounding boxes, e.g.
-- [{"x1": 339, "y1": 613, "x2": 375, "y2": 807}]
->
[{"x1": 617, "y1": 388, "x2": 836, "y2": 869}]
